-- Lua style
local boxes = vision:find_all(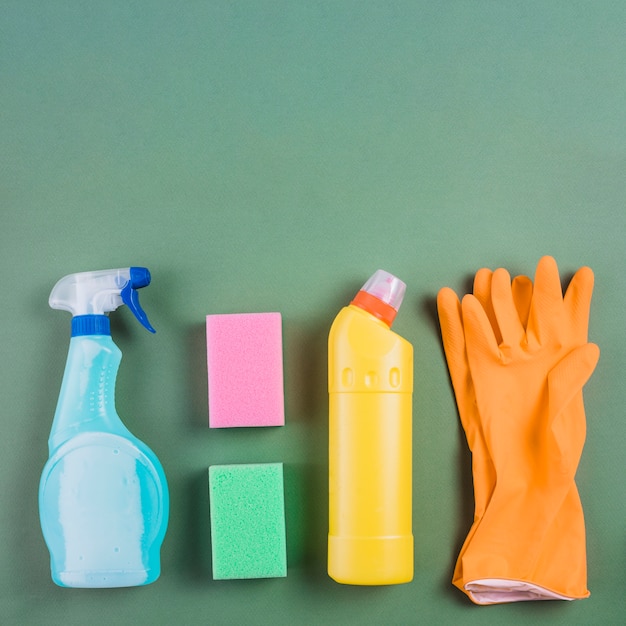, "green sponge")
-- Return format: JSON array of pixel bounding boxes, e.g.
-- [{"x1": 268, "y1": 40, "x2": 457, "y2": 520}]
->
[{"x1": 209, "y1": 463, "x2": 287, "y2": 580}]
